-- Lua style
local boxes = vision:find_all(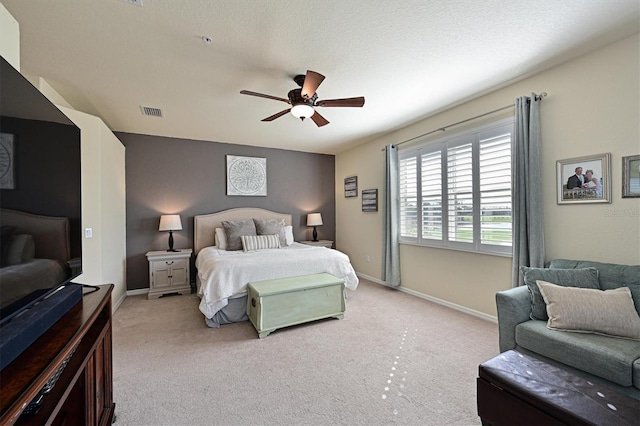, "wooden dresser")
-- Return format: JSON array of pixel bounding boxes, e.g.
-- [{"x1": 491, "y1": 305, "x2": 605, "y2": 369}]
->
[{"x1": 0, "y1": 285, "x2": 115, "y2": 426}]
